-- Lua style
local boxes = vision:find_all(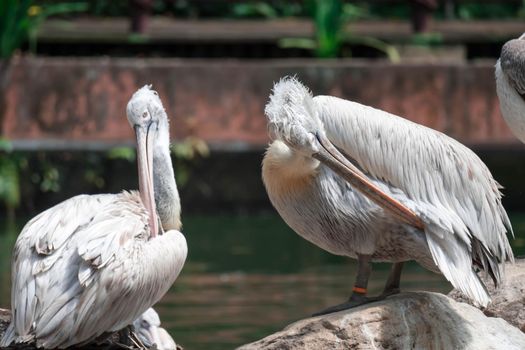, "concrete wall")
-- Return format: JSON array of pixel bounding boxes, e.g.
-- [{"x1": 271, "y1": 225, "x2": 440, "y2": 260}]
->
[{"x1": 2, "y1": 57, "x2": 520, "y2": 150}]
